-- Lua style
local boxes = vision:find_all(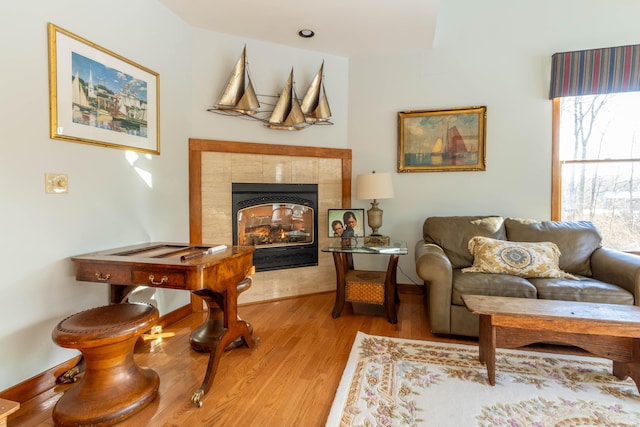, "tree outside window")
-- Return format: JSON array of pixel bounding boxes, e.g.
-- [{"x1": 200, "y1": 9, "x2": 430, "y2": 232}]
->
[{"x1": 554, "y1": 92, "x2": 640, "y2": 252}]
